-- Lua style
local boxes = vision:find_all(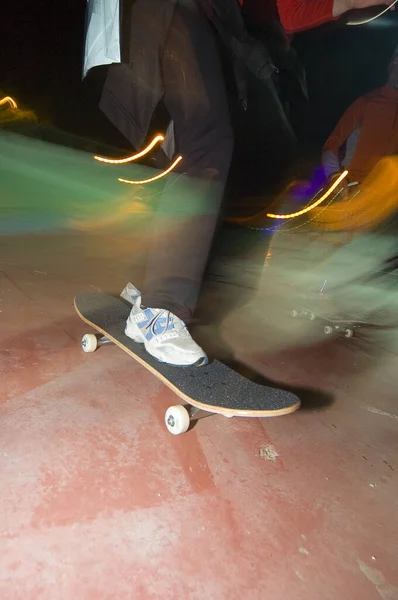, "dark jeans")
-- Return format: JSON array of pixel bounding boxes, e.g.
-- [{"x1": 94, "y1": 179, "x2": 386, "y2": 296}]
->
[{"x1": 139, "y1": 0, "x2": 234, "y2": 321}]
